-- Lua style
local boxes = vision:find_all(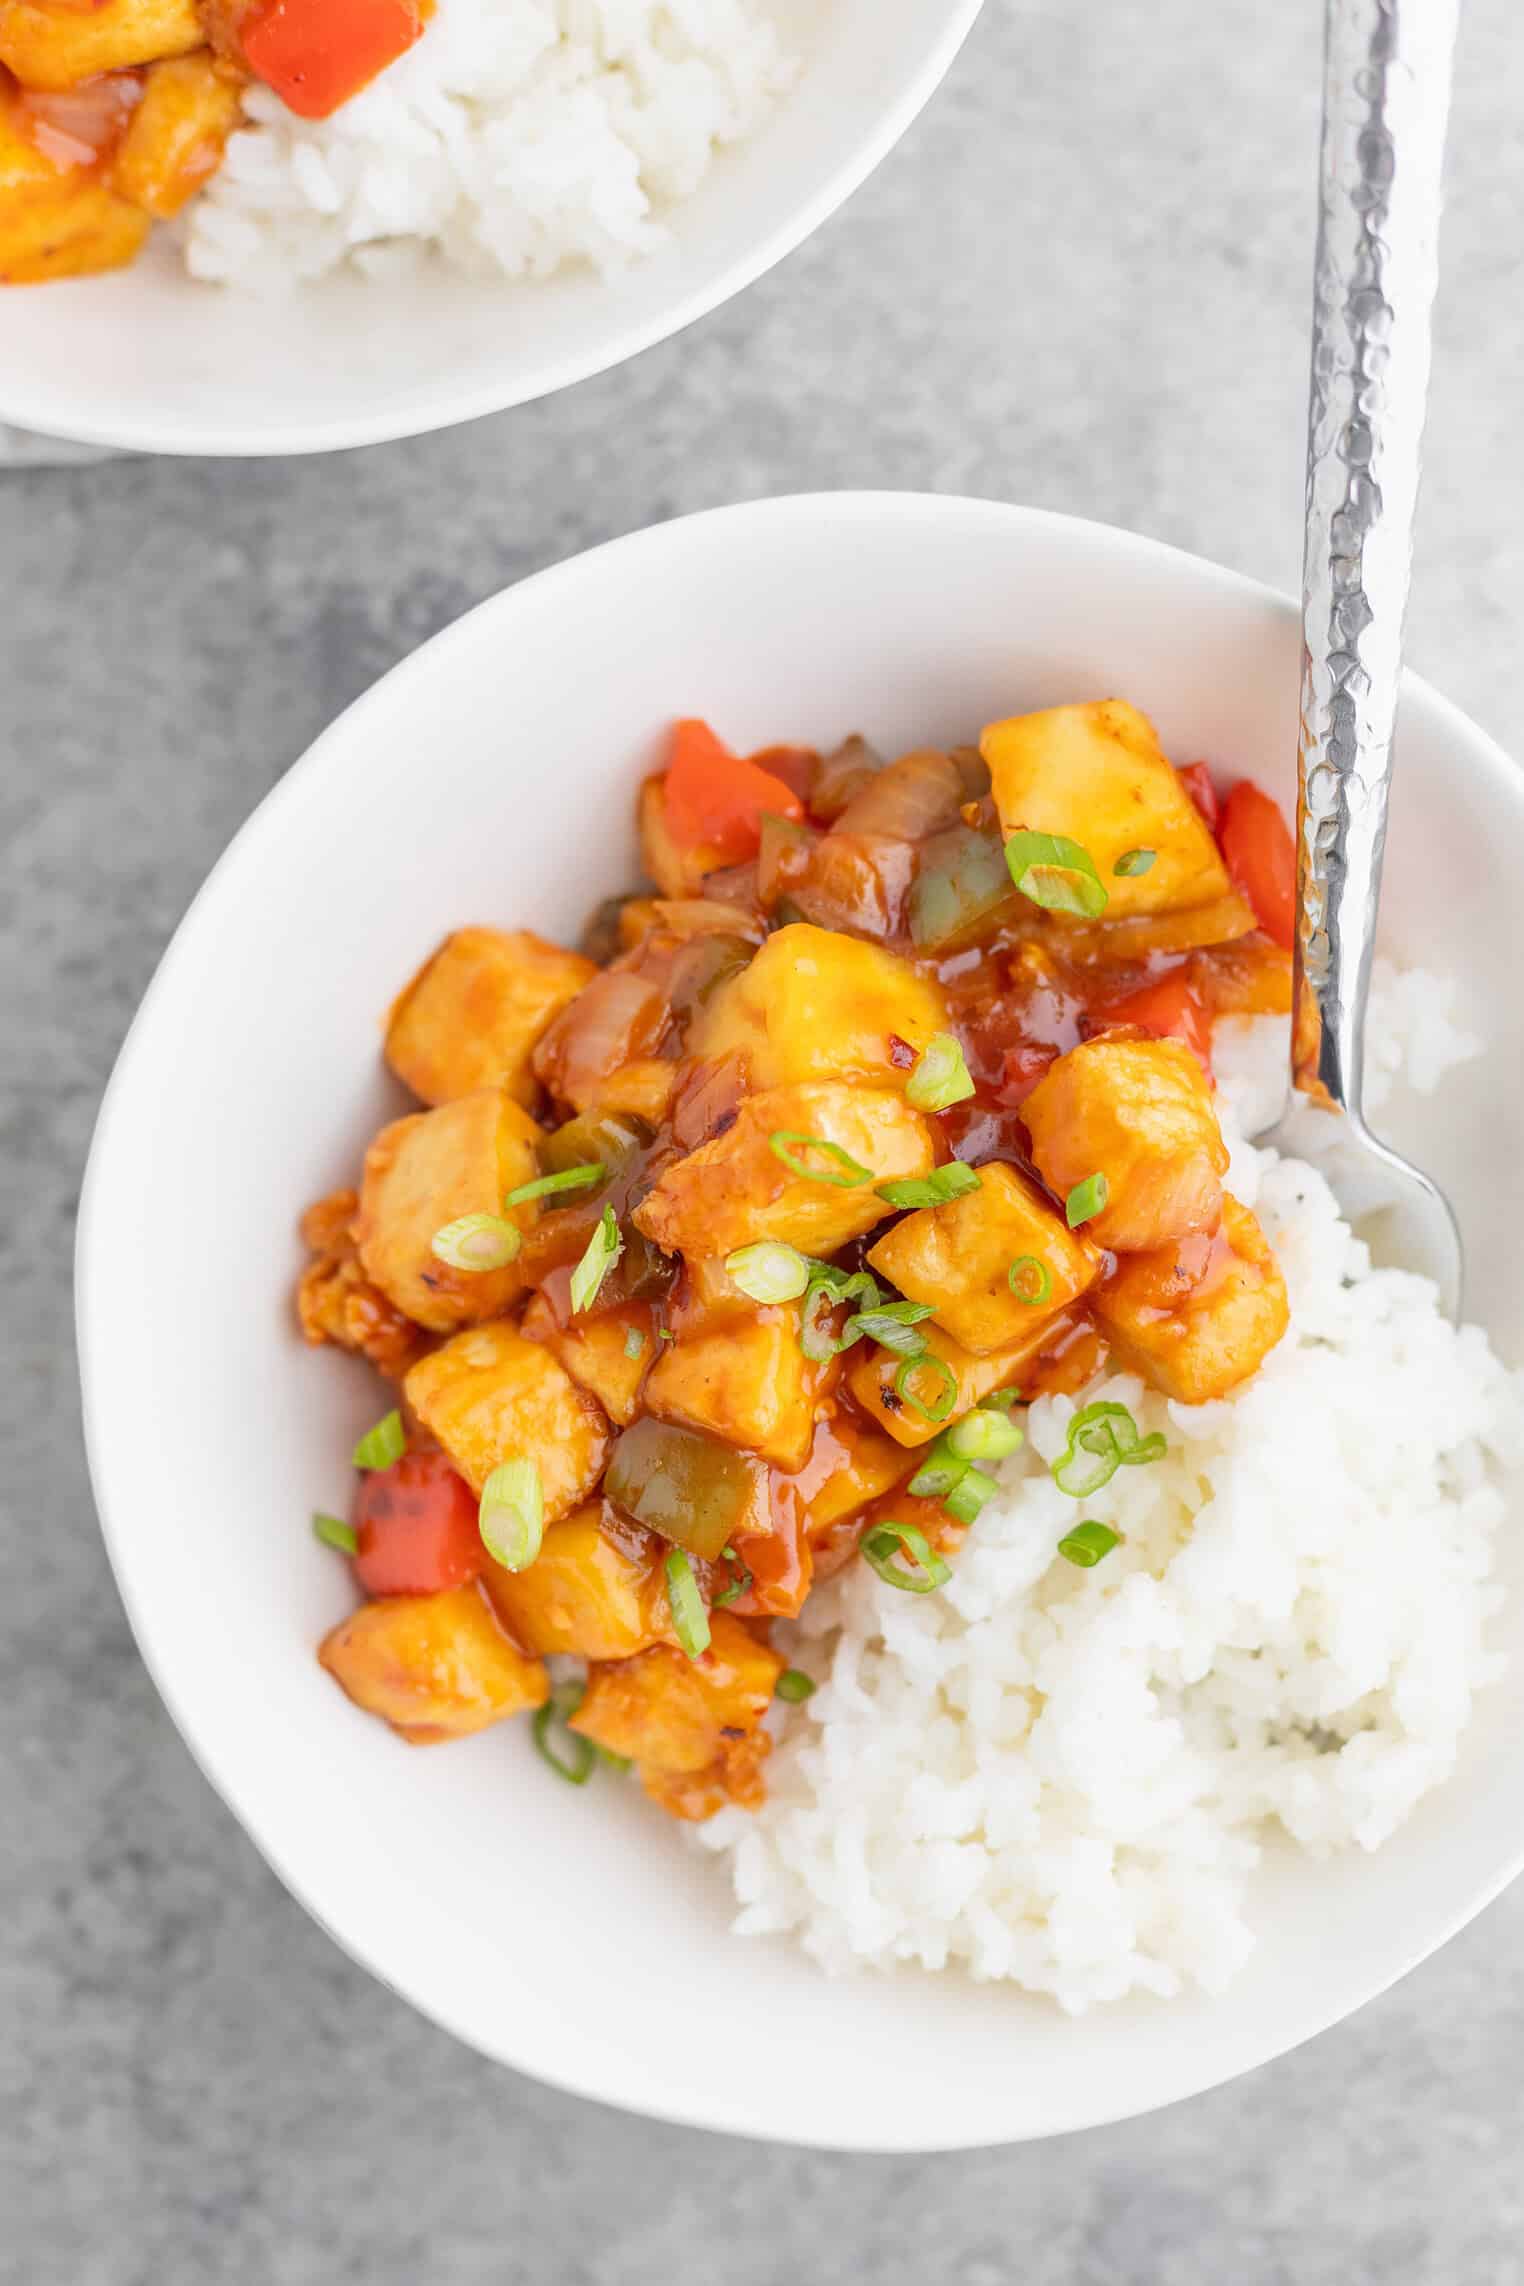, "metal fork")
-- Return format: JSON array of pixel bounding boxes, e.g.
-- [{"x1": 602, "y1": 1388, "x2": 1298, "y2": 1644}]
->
[{"x1": 1256, "y1": 0, "x2": 1463, "y2": 1320}]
